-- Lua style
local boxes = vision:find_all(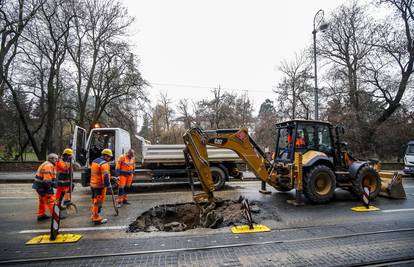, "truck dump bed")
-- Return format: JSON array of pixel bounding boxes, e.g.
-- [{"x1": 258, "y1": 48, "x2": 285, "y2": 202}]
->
[{"x1": 141, "y1": 144, "x2": 242, "y2": 164}]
